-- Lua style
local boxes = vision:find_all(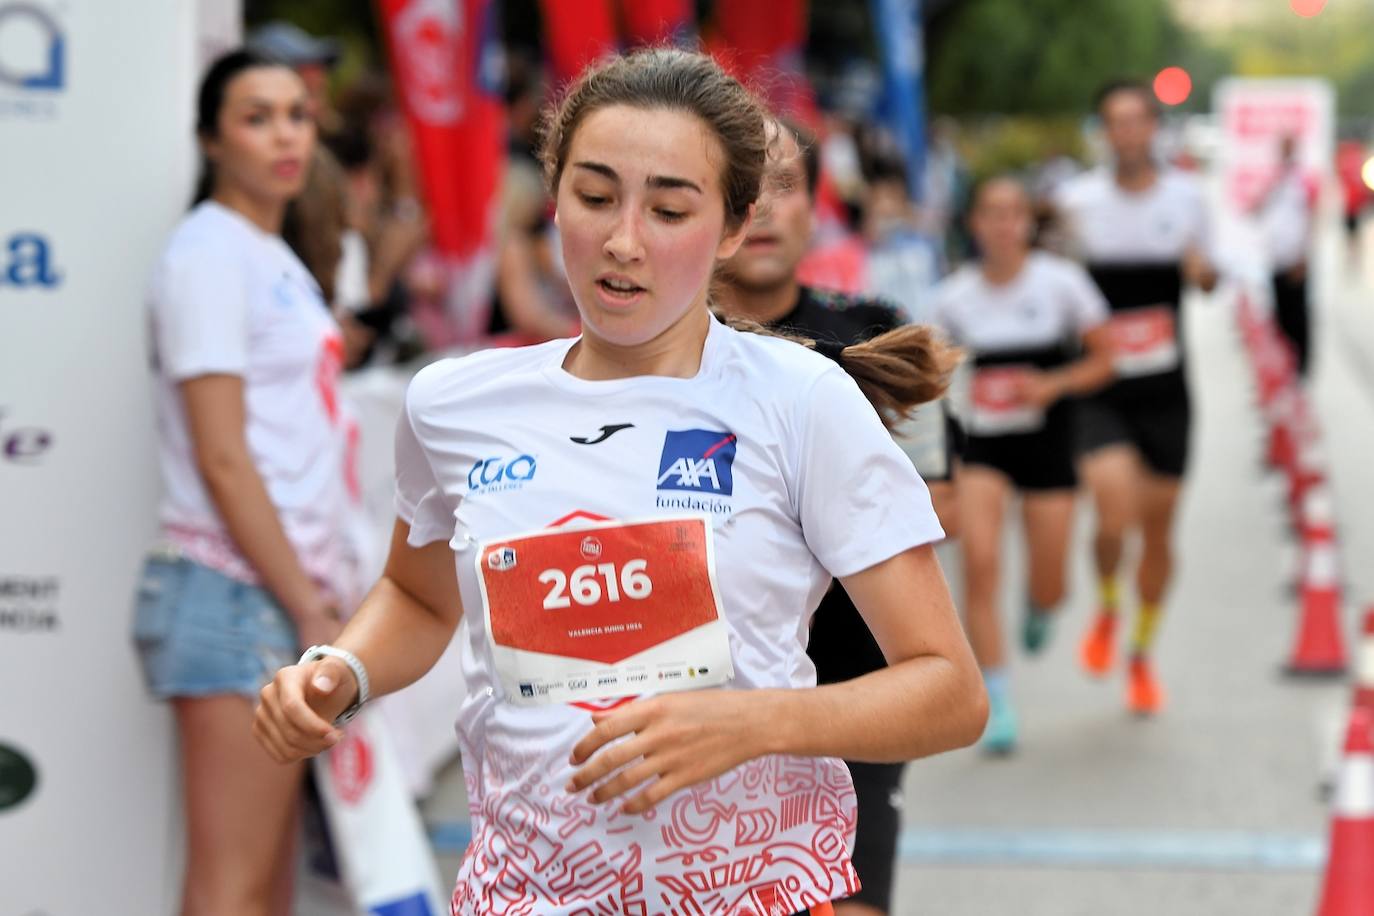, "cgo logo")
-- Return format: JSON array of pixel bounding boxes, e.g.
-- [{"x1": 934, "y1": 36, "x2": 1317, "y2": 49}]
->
[
  {"x1": 2, "y1": 232, "x2": 61, "y2": 288},
  {"x1": 468, "y1": 454, "x2": 536, "y2": 494}
]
